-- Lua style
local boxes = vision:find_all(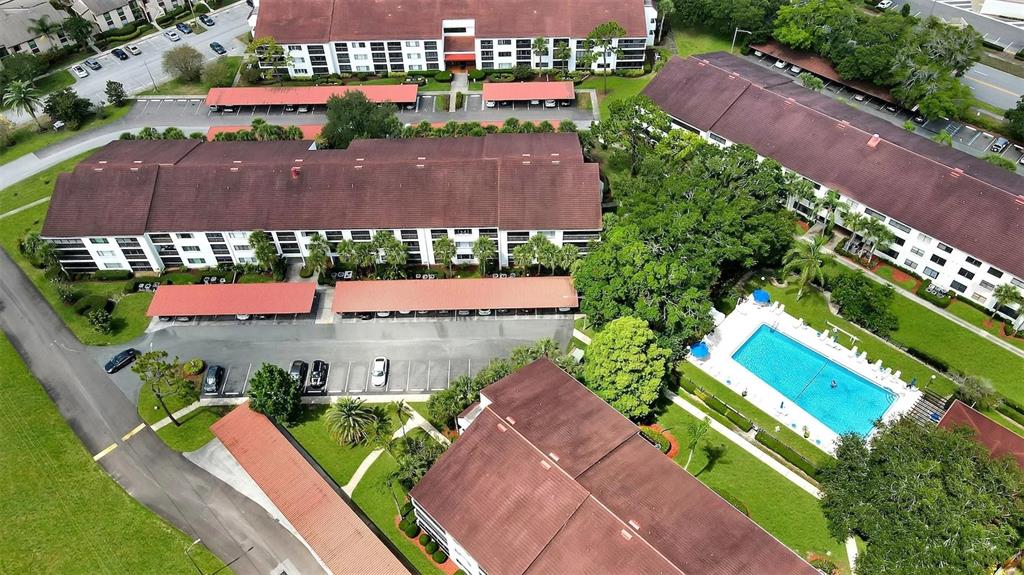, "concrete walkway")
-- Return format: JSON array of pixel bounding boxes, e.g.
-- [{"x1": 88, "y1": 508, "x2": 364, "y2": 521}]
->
[
  {"x1": 0, "y1": 196, "x2": 50, "y2": 220},
  {"x1": 342, "y1": 410, "x2": 450, "y2": 495}
]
